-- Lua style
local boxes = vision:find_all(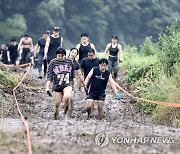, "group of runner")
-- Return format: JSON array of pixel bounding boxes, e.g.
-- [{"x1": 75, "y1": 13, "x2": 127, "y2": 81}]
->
[{"x1": 0, "y1": 27, "x2": 123, "y2": 120}]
